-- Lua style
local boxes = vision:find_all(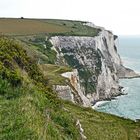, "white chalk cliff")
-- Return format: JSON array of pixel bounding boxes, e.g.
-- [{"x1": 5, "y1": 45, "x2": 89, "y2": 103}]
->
[{"x1": 50, "y1": 22, "x2": 139, "y2": 106}]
